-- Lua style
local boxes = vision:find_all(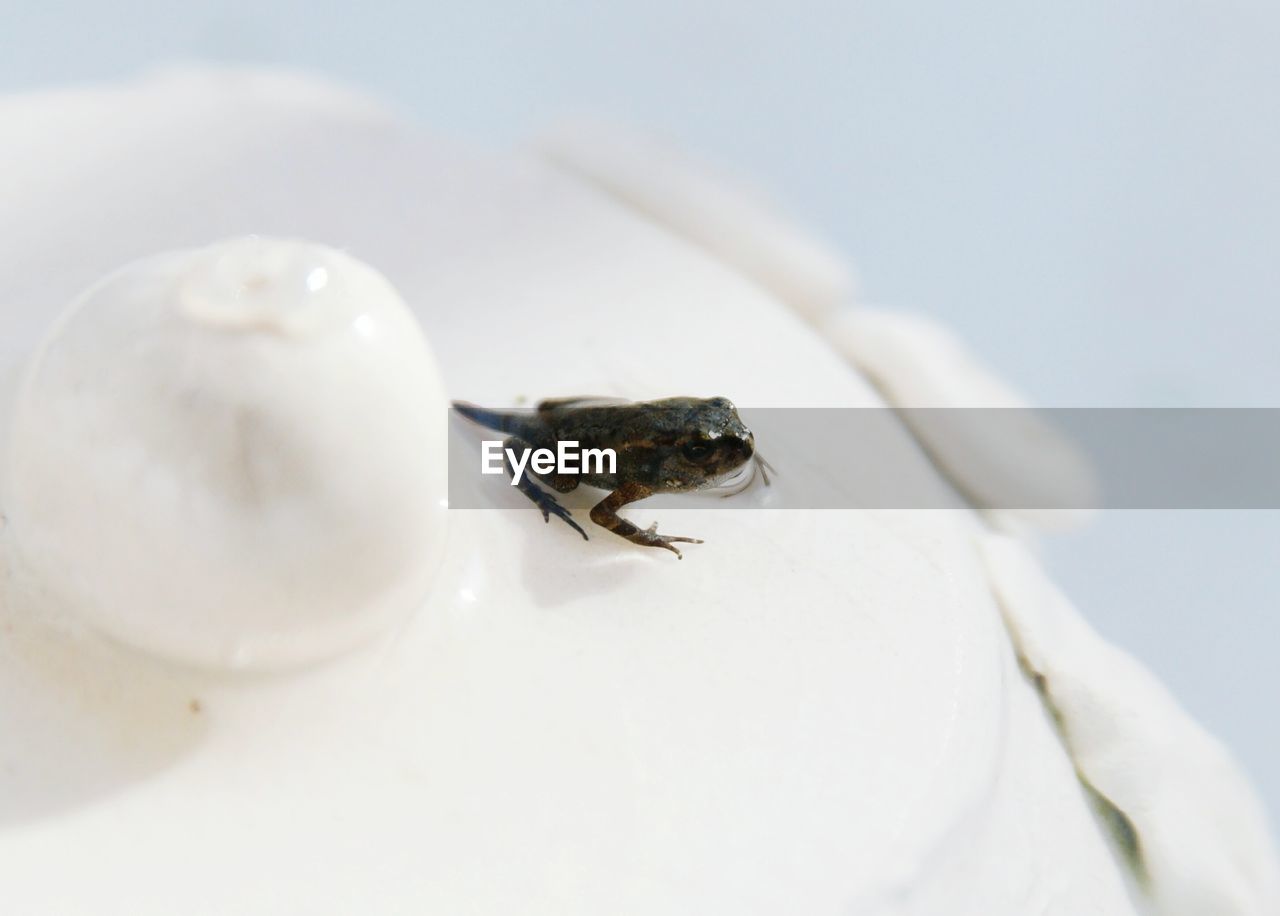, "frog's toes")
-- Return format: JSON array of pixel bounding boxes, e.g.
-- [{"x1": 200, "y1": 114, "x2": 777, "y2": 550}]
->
[
  {"x1": 554, "y1": 506, "x2": 588, "y2": 540},
  {"x1": 644, "y1": 521, "x2": 703, "y2": 544},
  {"x1": 640, "y1": 522, "x2": 704, "y2": 558},
  {"x1": 528, "y1": 491, "x2": 587, "y2": 539},
  {"x1": 552, "y1": 509, "x2": 586, "y2": 537}
]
